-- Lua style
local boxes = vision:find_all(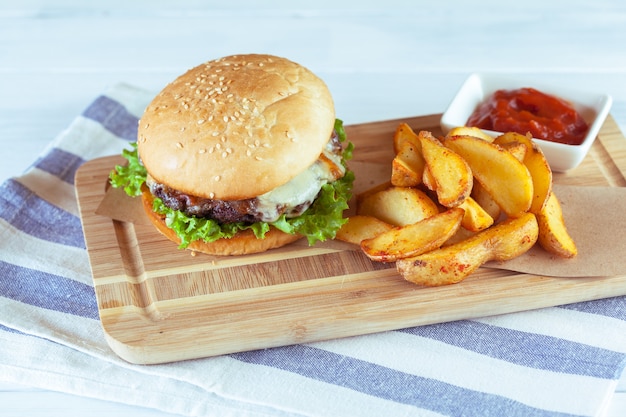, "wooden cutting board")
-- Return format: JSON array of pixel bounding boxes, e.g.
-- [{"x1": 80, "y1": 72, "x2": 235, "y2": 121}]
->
[{"x1": 75, "y1": 113, "x2": 626, "y2": 365}]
